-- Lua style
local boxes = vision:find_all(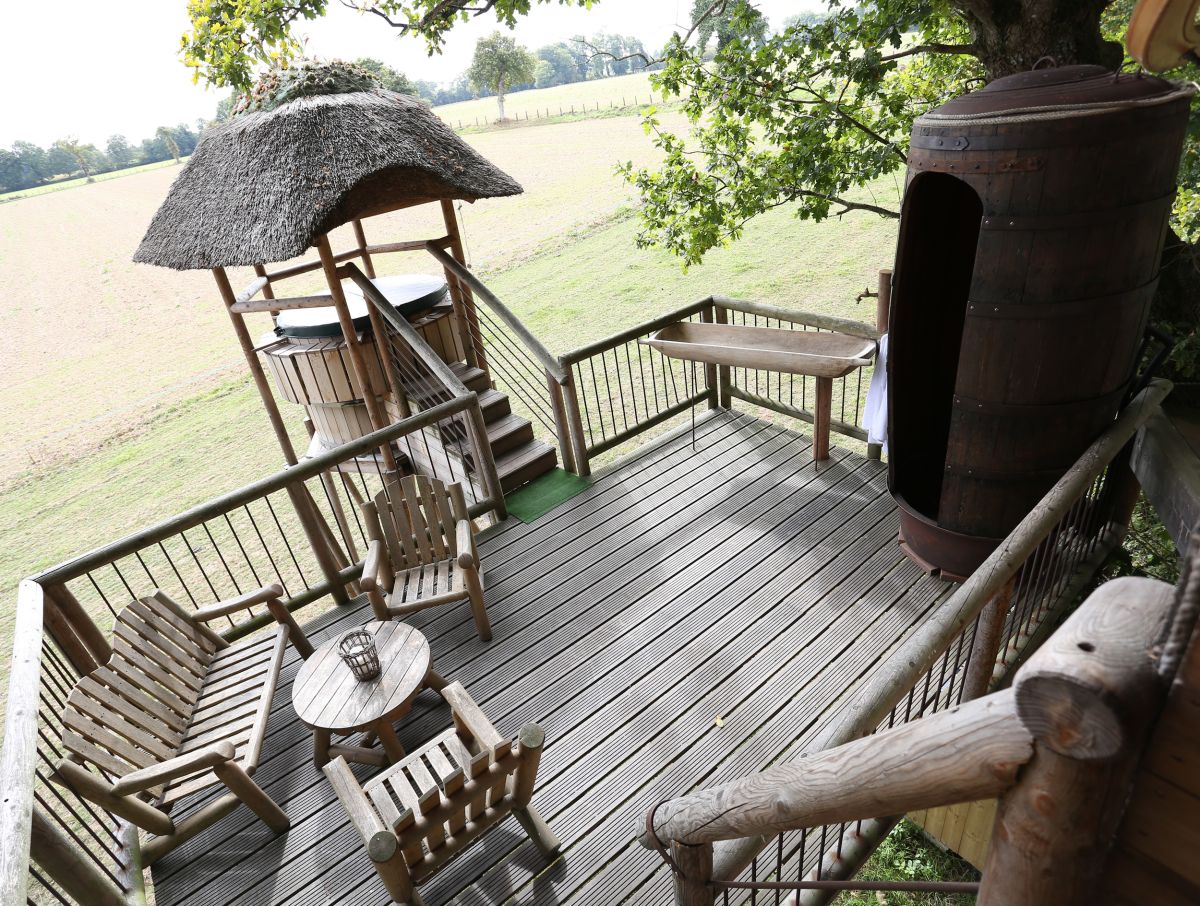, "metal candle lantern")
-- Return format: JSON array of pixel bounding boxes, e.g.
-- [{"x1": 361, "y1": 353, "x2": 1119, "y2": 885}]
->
[{"x1": 339, "y1": 629, "x2": 381, "y2": 681}]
